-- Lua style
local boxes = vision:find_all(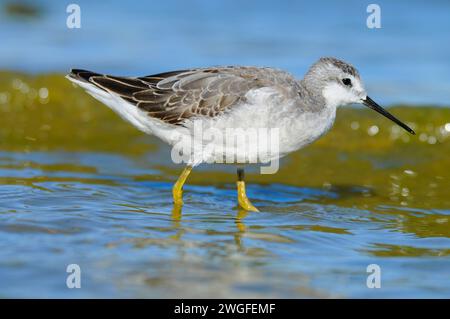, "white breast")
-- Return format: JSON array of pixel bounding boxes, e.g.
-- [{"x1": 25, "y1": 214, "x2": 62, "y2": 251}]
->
[{"x1": 276, "y1": 104, "x2": 336, "y2": 157}]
